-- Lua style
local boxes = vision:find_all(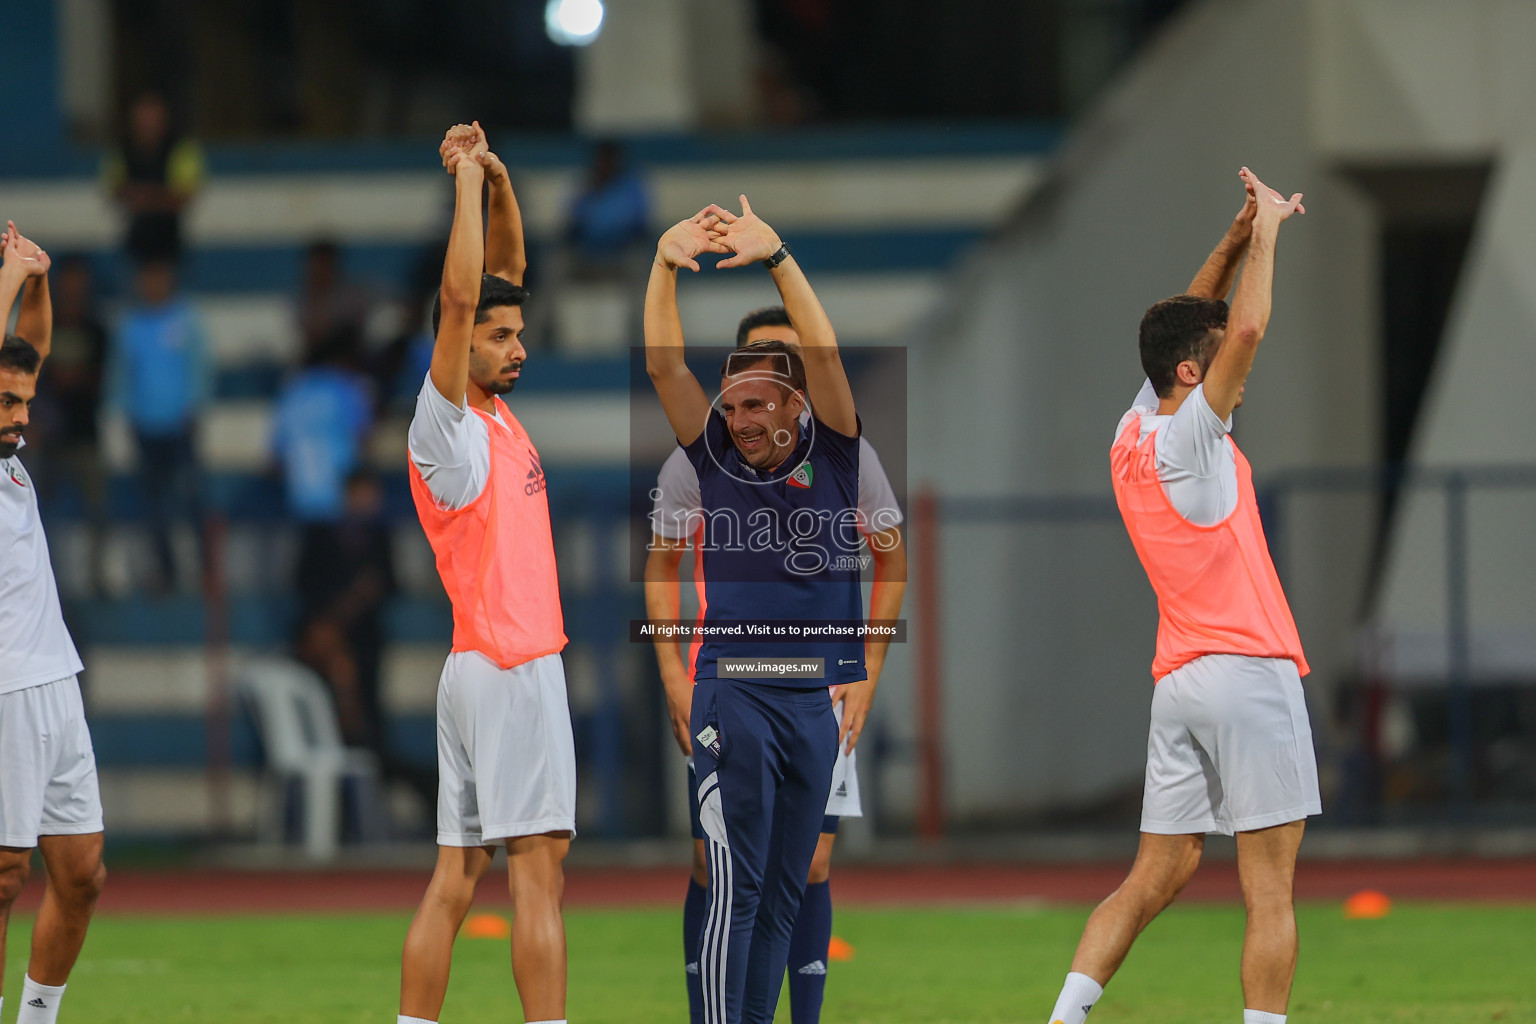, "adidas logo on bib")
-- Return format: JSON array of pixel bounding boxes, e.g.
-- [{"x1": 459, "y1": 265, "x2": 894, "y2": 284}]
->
[
  {"x1": 787, "y1": 462, "x2": 814, "y2": 489},
  {"x1": 524, "y1": 453, "x2": 547, "y2": 495}
]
